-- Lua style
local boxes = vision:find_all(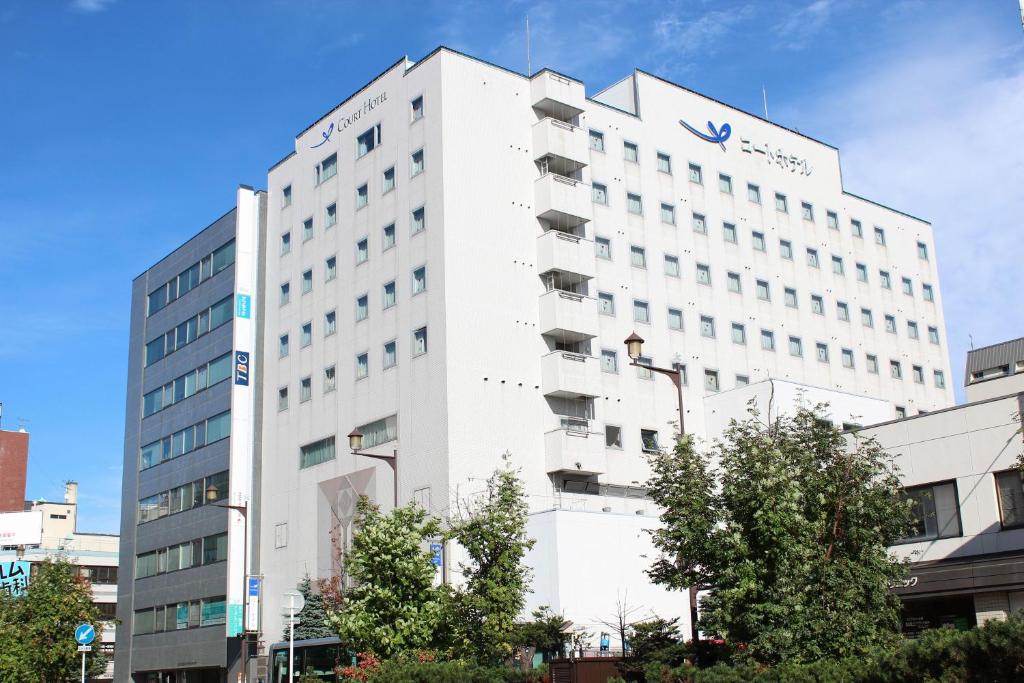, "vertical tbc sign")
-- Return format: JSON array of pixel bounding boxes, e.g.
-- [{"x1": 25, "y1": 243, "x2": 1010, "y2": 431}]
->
[{"x1": 234, "y1": 351, "x2": 250, "y2": 386}]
